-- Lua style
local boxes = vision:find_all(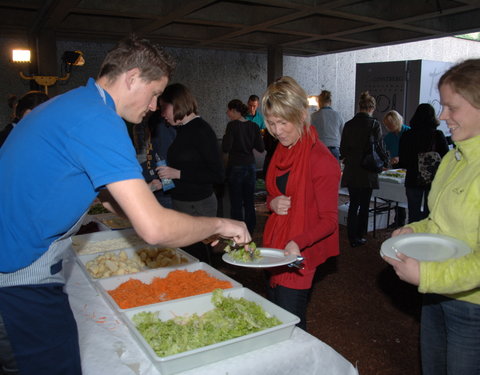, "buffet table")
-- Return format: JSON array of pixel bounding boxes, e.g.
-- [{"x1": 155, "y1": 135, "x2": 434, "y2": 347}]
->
[
  {"x1": 373, "y1": 178, "x2": 407, "y2": 205},
  {"x1": 64, "y1": 255, "x2": 359, "y2": 375},
  {"x1": 339, "y1": 171, "x2": 407, "y2": 236},
  {"x1": 369, "y1": 176, "x2": 408, "y2": 236}
]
